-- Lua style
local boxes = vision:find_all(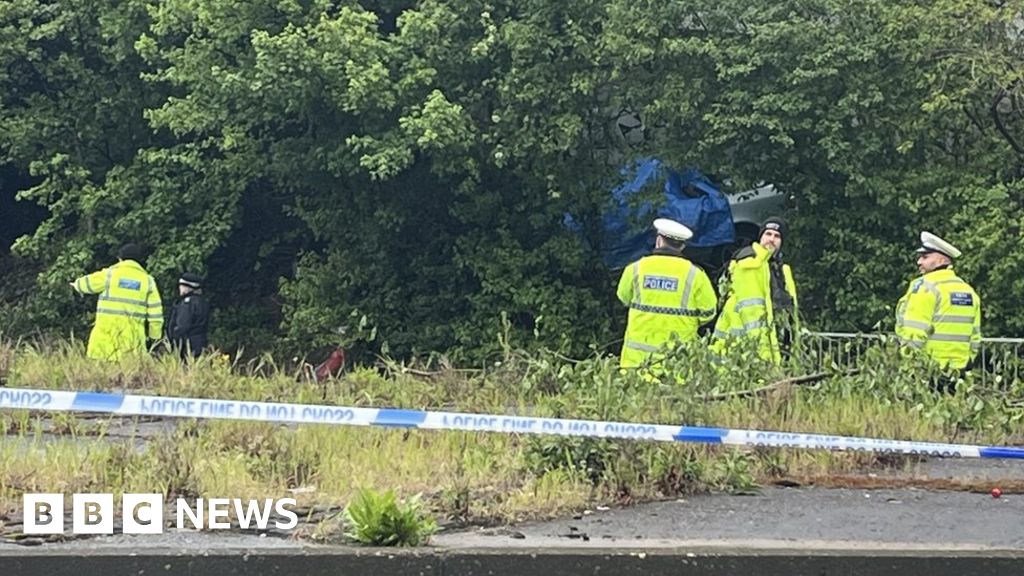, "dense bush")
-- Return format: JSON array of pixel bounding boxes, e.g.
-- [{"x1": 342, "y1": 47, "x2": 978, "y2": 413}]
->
[{"x1": 2, "y1": 0, "x2": 1022, "y2": 362}]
